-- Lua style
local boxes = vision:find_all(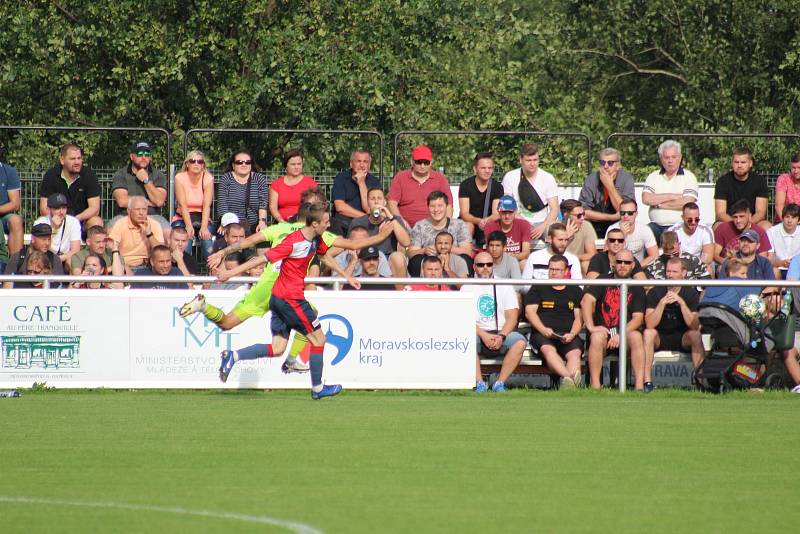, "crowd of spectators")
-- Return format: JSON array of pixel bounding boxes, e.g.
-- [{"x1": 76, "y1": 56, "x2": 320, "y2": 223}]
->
[{"x1": 2, "y1": 139, "x2": 800, "y2": 393}]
